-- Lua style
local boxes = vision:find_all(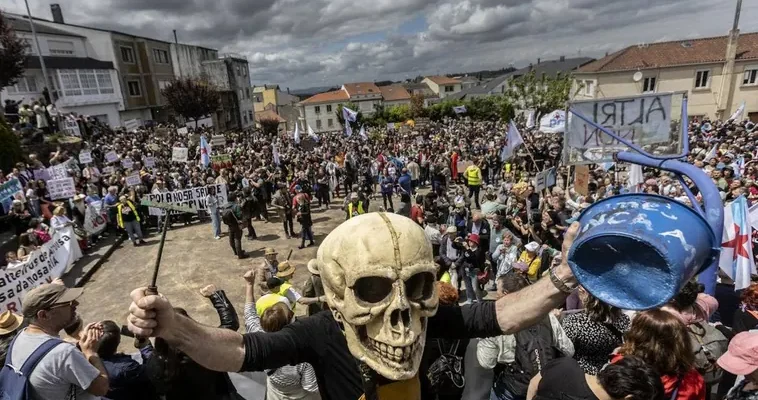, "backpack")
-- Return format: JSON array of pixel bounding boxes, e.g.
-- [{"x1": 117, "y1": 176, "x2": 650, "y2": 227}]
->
[
  {"x1": 688, "y1": 321, "x2": 728, "y2": 384},
  {"x1": 426, "y1": 339, "x2": 465, "y2": 393},
  {"x1": 221, "y1": 207, "x2": 237, "y2": 226},
  {"x1": 496, "y1": 316, "x2": 558, "y2": 397},
  {"x1": 0, "y1": 336, "x2": 65, "y2": 400}
]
